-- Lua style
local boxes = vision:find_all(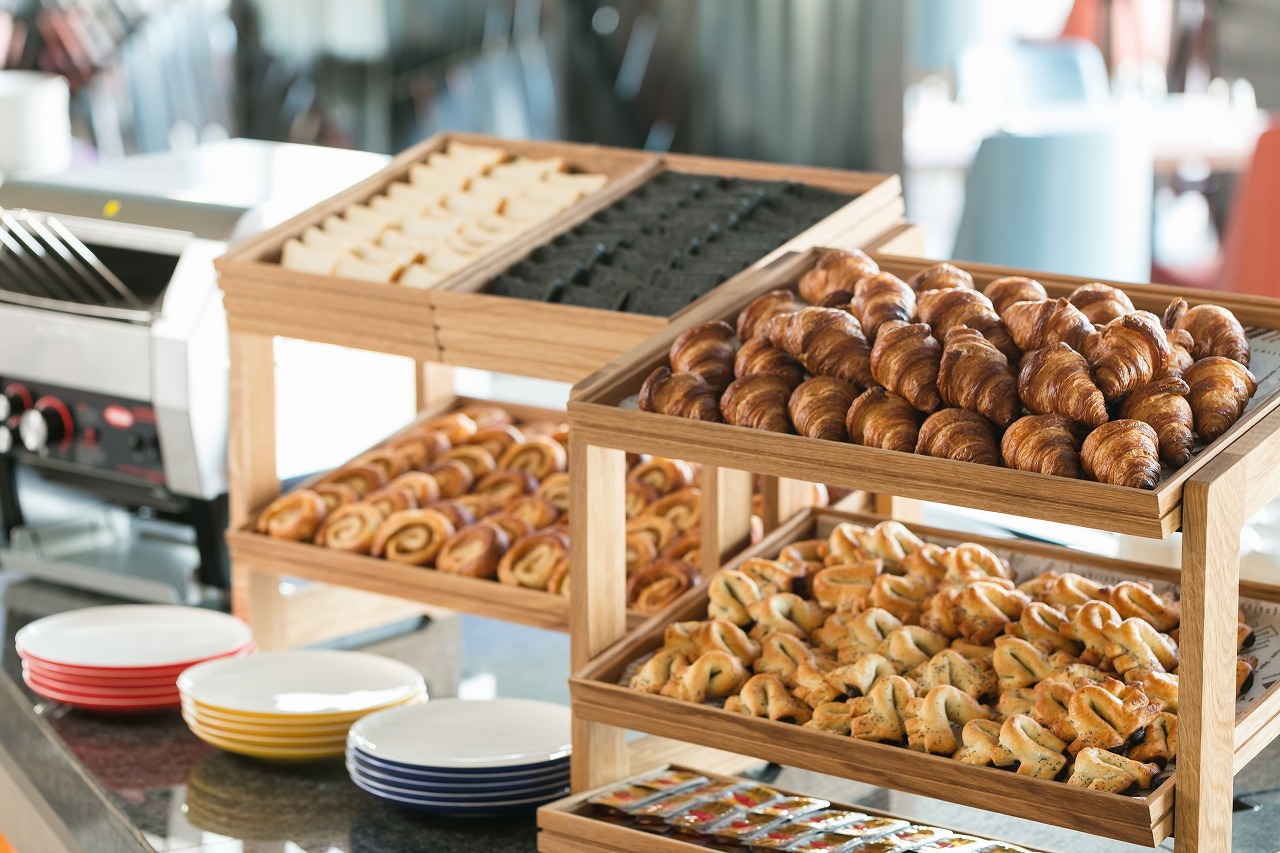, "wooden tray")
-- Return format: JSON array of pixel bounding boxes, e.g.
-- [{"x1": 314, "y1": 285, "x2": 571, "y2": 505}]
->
[
  {"x1": 215, "y1": 132, "x2": 661, "y2": 362},
  {"x1": 430, "y1": 157, "x2": 903, "y2": 382},
  {"x1": 570, "y1": 507, "x2": 1280, "y2": 848},
  {"x1": 569, "y1": 250, "x2": 1280, "y2": 538},
  {"x1": 538, "y1": 763, "x2": 1050, "y2": 853}
]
